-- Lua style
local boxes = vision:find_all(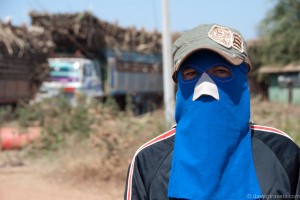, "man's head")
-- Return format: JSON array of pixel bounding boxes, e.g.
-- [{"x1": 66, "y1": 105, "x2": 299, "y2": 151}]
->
[{"x1": 172, "y1": 23, "x2": 251, "y2": 82}]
